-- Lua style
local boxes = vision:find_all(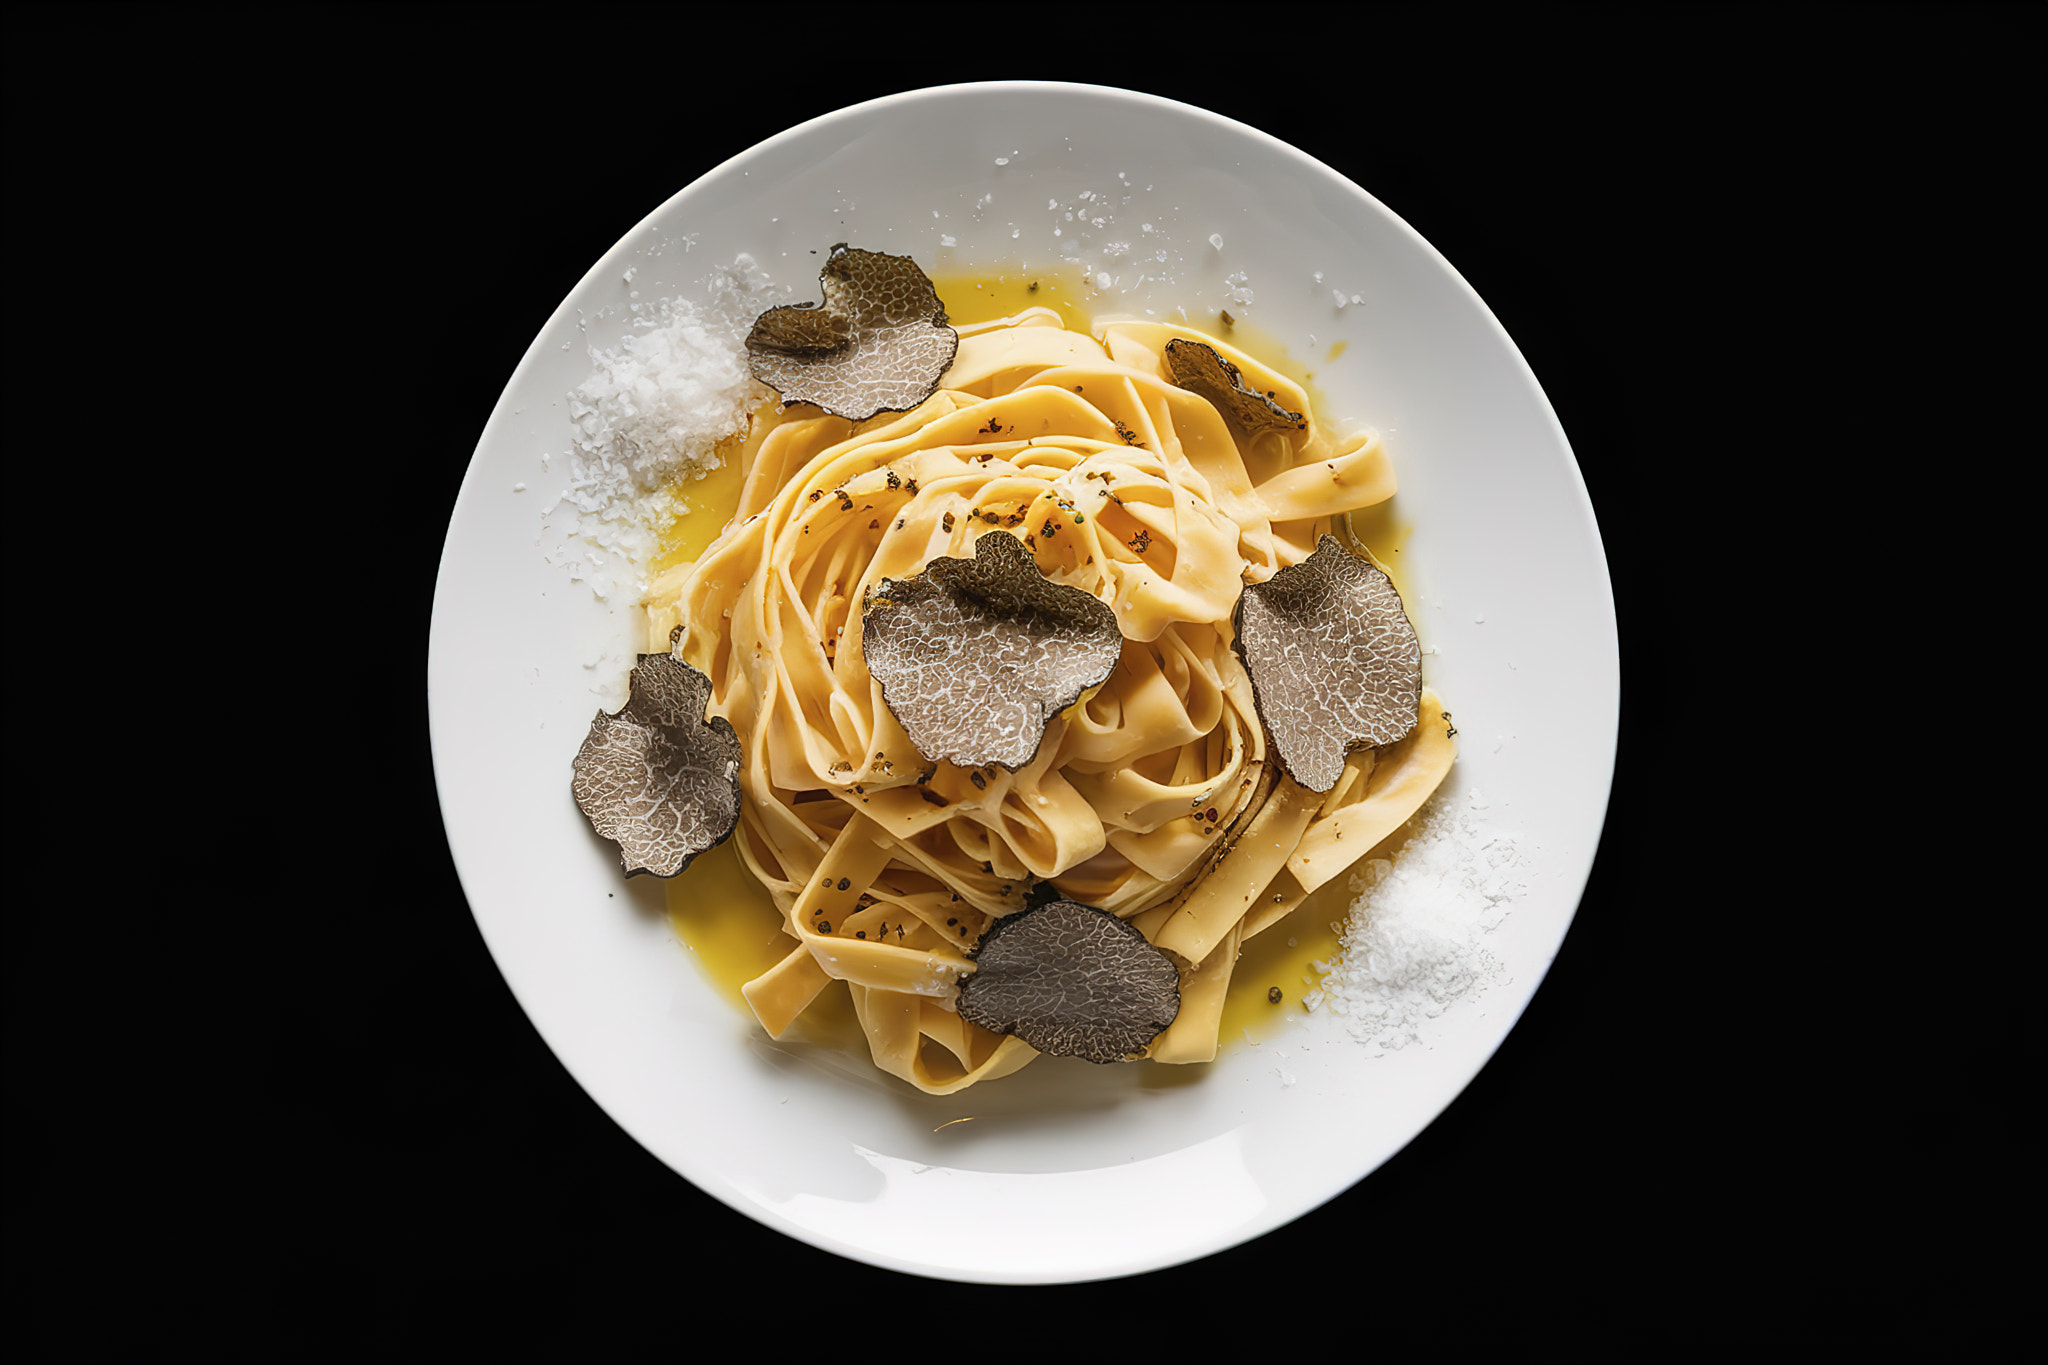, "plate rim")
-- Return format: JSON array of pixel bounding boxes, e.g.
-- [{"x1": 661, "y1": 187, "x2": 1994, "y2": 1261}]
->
[{"x1": 428, "y1": 78, "x2": 1619, "y2": 1284}]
